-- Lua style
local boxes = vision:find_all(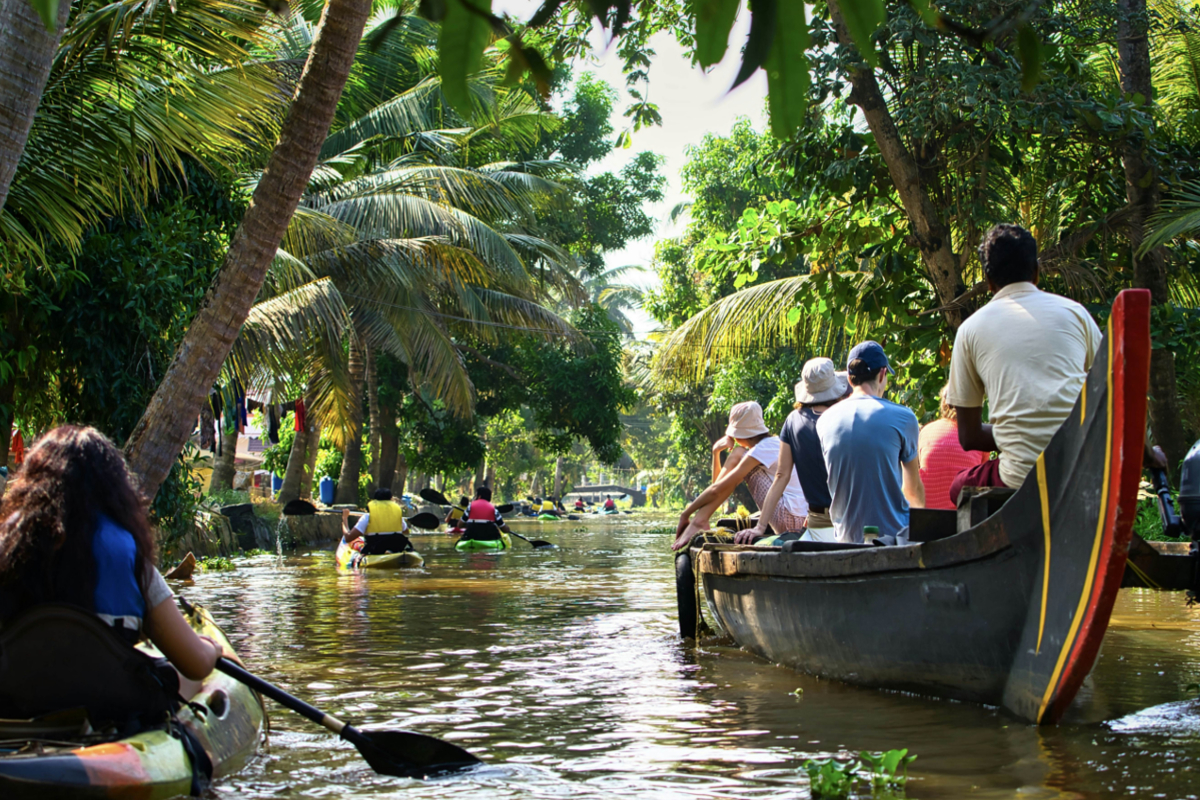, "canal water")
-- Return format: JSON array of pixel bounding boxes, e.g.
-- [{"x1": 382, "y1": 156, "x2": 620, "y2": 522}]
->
[{"x1": 183, "y1": 515, "x2": 1200, "y2": 799}]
